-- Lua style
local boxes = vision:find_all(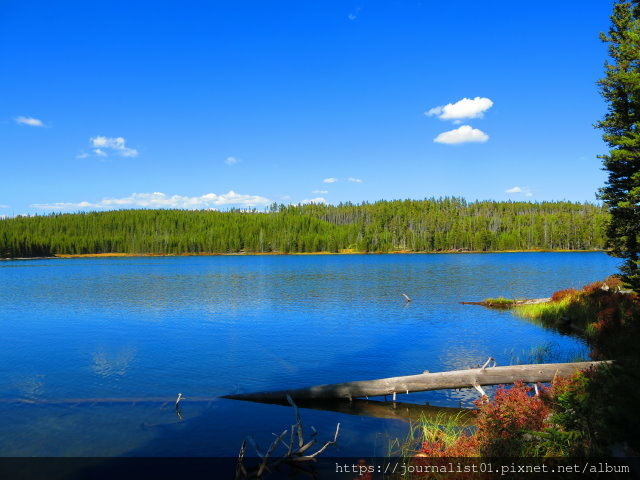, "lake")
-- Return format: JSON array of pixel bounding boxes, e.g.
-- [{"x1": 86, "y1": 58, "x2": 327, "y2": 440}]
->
[{"x1": 0, "y1": 252, "x2": 620, "y2": 457}]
